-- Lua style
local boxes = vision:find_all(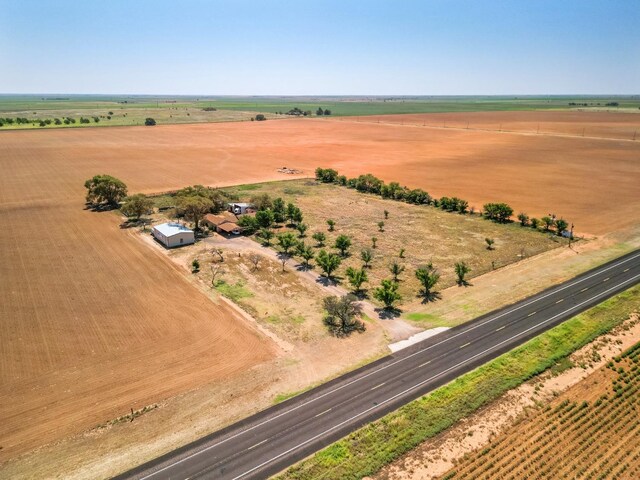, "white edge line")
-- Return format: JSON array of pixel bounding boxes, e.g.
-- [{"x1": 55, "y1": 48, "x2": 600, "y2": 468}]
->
[{"x1": 140, "y1": 253, "x2": 639, "y2": 479}]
